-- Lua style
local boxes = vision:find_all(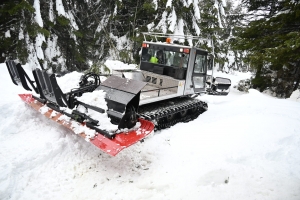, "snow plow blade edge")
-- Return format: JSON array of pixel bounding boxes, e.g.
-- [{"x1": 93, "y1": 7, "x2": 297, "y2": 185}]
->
[{"x1": 19, "y1": 94, "x2": 154, "y2": 156}]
